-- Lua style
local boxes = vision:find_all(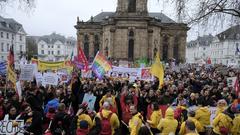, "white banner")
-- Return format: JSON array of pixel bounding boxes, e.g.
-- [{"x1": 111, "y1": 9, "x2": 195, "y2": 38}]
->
[
  {"x1": 19, "y1": 64, "x2": 35, "y2": 81},
  {"x1": 108, "y1": 66, "x2": 140, "y2": 79},
  {"x1": 0, "y1": 120, "x2": 24, "y2": 135},
  {"x1": 35, "y1": 72, "x2": 43, "y2": 86},
  {"x1": 42, "y1": 73, "x2": 59, "y2": 86}
]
